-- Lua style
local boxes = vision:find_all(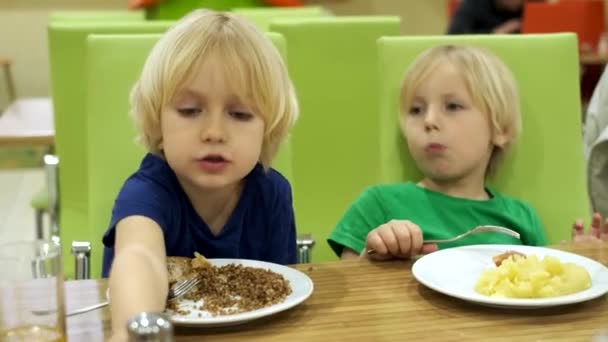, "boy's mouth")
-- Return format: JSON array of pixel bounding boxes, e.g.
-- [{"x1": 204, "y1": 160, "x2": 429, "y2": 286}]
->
[
  {"x1": 196, "y1": 154, "x2": 230, "y2": 172},
  {"x1": 425, "y1": 143, "x2": 446, "y2": 153},
  {"x1": 200, "y1": 155, "x2": 227, "y2": 163}
]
